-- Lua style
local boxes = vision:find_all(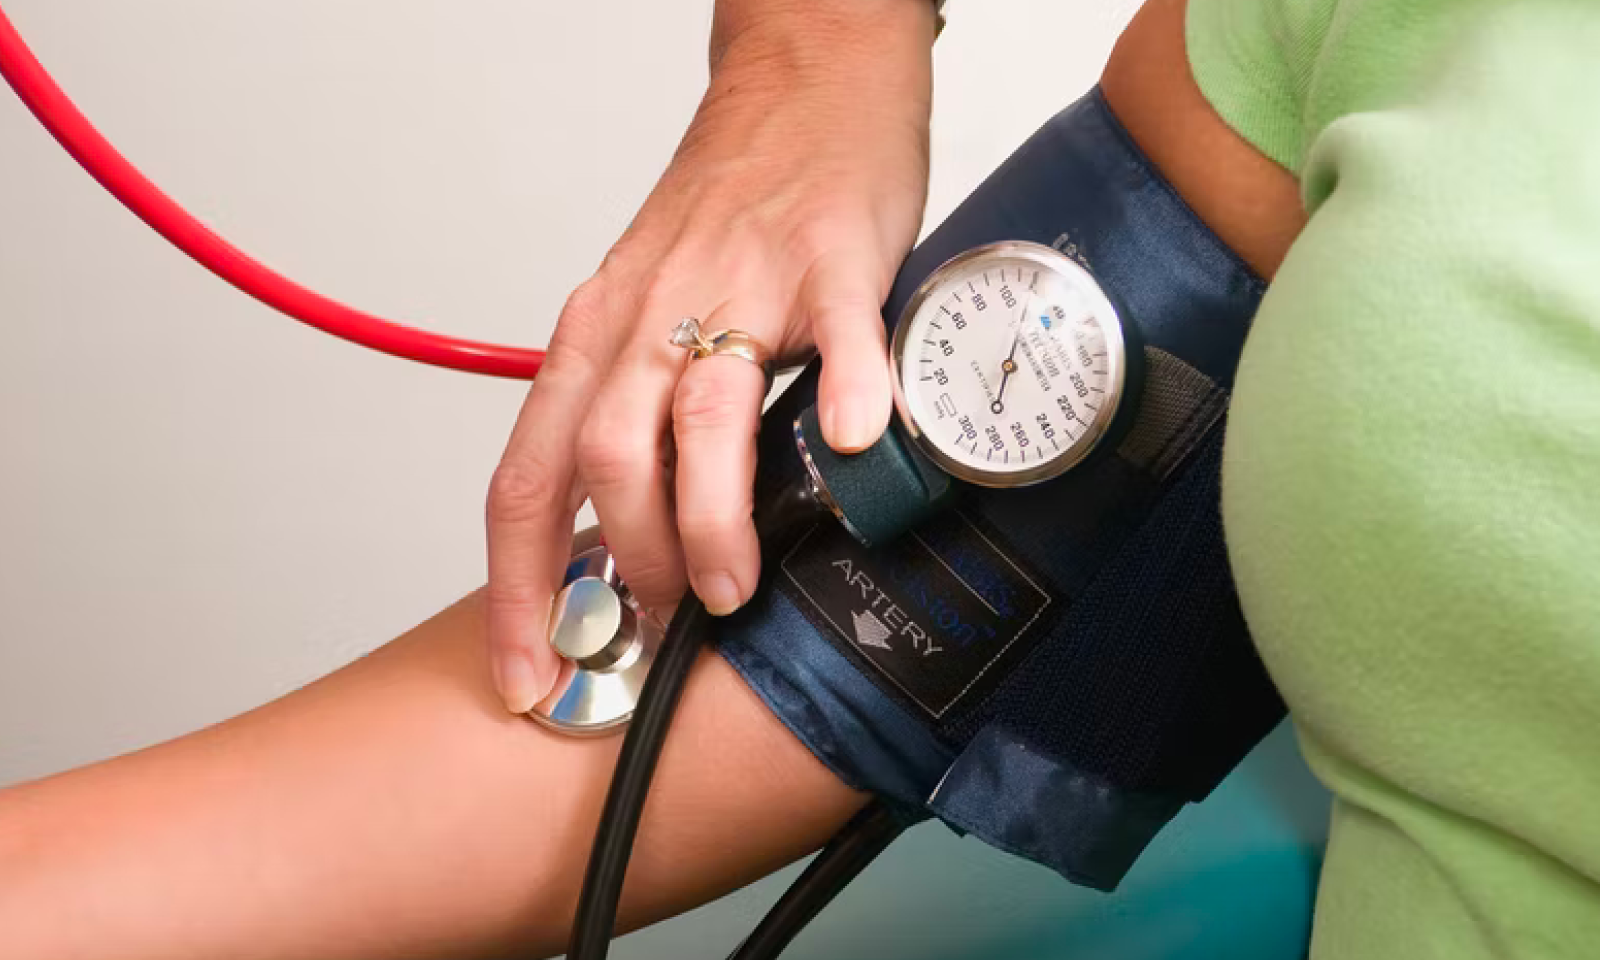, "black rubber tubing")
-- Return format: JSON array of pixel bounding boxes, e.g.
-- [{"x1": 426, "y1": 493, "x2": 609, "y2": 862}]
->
[
  {"x1": 566, "y1": 475, "x2": 827, "y2": 960},
  {"x1": 726, "y1": 800, "x2": 904, "y2": 960},
  {"x1": 566, "y1": 595, "x2": 707, "y2": 959}
]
